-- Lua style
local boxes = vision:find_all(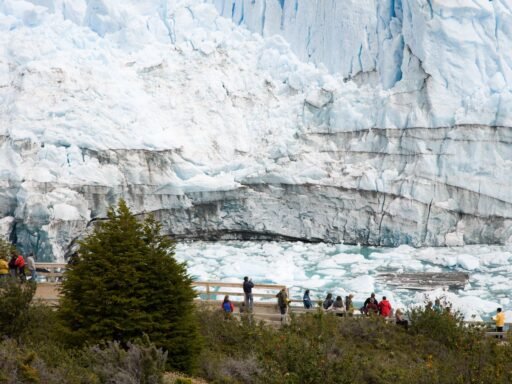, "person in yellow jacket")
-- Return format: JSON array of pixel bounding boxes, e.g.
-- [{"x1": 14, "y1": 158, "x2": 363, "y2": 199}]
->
[
  {"x1": 0, "y1": 257, "x2": 9, "y2": 279},
  {"x1": 493, "y1": 307, "x2": 505, "y2": 339}
]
